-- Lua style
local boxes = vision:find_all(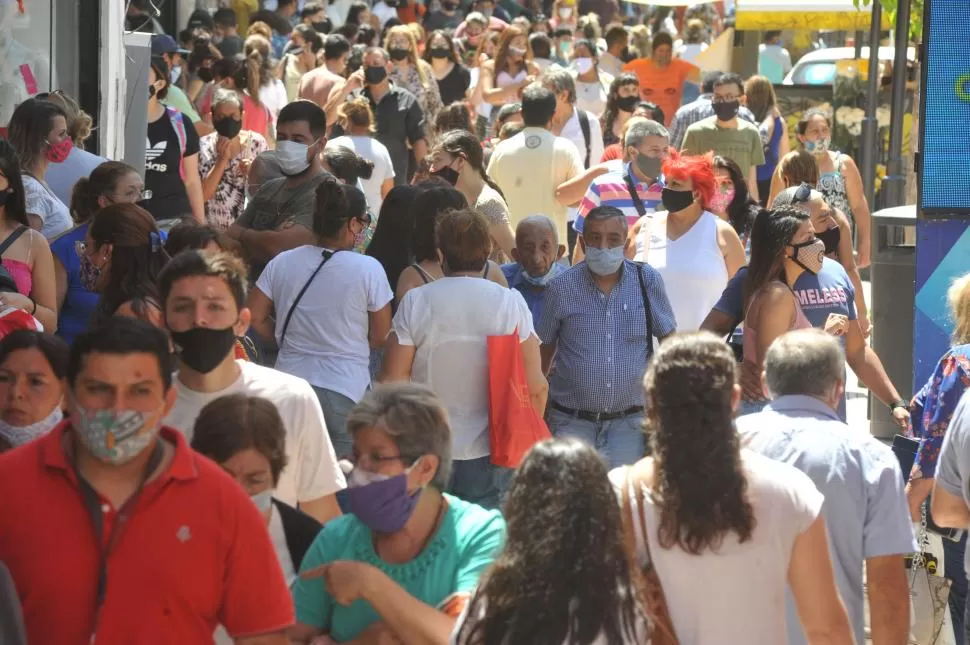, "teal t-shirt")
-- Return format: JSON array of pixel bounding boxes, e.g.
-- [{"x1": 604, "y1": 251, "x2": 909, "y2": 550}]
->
[{"x1": 292, "y1": 494, "x2": 506, "y2": 642}]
